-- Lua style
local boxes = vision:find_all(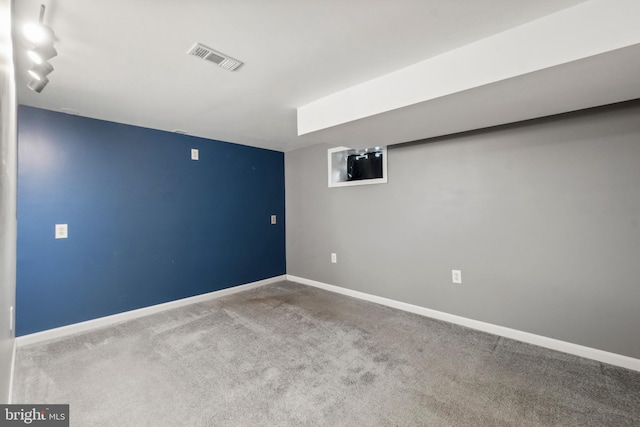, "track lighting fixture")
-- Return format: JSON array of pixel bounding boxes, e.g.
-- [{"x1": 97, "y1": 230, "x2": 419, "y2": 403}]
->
[
  {"x1": 28, "y1": 62, "x2": 54, "y2": 81},
  {"x1": 24, "y1": 4, "x2": 57, "y2": 94},
  {"x1": 23, "y1": 22, "x2": 55, "y2": 45},
  {"x1": 27, "y1": 45, "x2": 57, "y2": 64},
  {"x1": 27, "y1": 77, "x2": 49, "y2": 93}
]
